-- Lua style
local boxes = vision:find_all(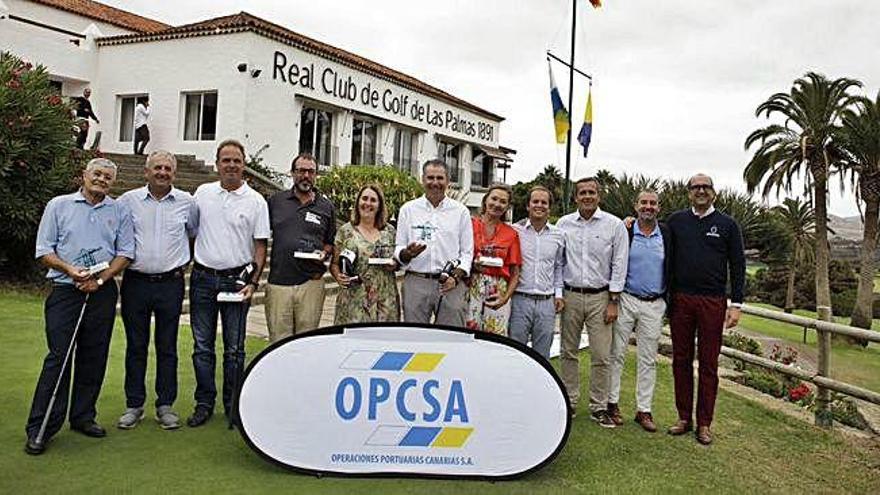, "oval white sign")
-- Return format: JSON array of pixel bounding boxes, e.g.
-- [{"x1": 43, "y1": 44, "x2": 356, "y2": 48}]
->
[{"x1": 236, "y1": 323, "x2": 571, "y2": 479}]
